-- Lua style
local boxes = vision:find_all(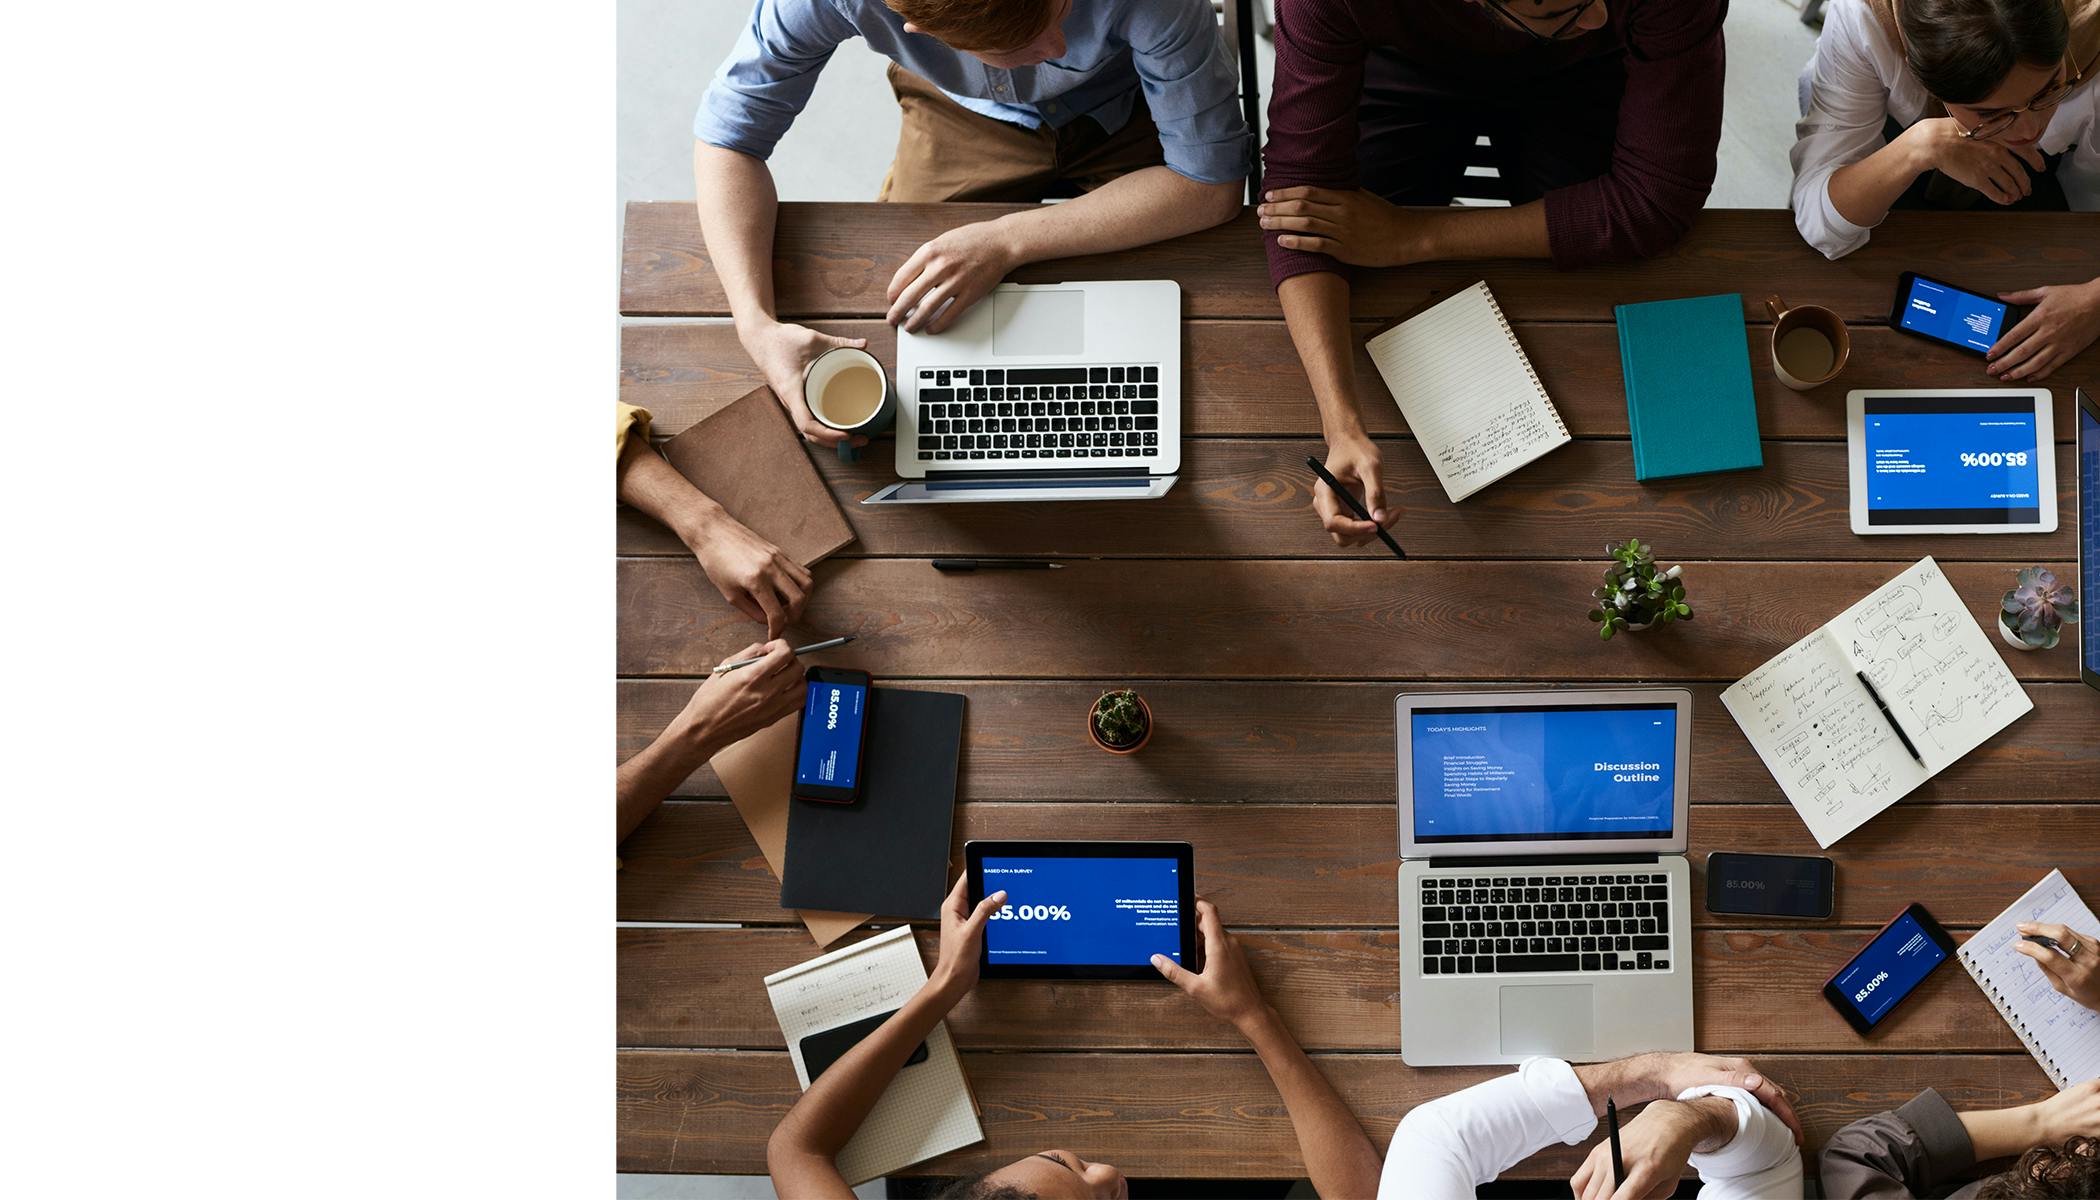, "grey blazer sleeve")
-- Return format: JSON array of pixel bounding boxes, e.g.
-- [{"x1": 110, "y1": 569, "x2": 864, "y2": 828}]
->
[{"x1": 1819, "y1": 1089, "x2": 1979, "y2": 1200}]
